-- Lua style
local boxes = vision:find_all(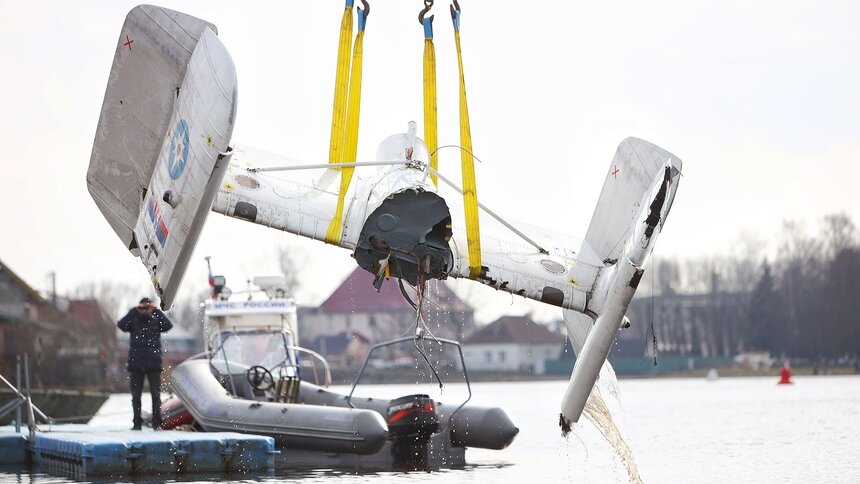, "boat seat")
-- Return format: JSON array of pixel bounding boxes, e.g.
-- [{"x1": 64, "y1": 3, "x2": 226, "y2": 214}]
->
[{"x1": 273, "y1": 376, "x2": 300, "y2": 403}]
